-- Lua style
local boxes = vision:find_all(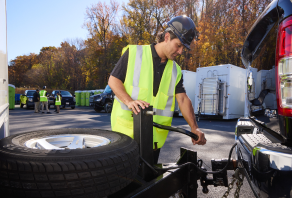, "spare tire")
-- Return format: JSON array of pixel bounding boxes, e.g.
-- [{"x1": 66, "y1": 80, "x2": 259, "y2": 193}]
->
[{"x1": 0, "y1": 128, "x2": 139, "y2": 198}]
